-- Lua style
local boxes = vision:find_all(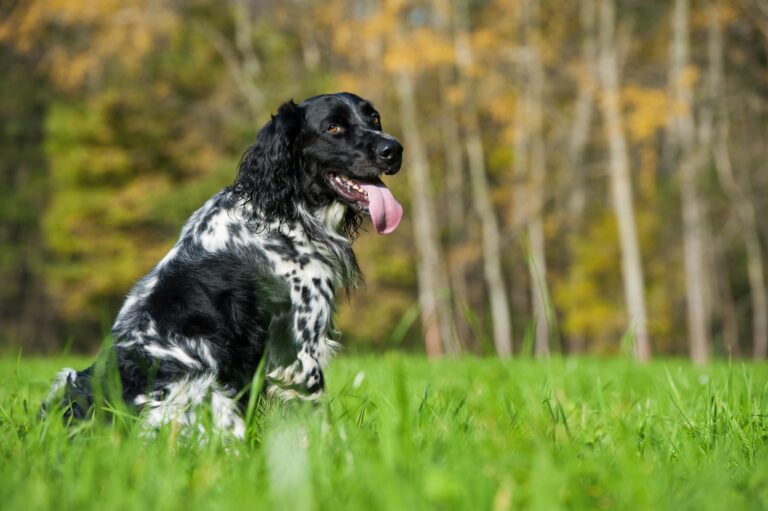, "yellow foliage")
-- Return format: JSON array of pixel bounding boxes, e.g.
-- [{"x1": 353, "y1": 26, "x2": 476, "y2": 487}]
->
[
  {"x1": 675, "y1": 65, "x2": 700, "y2": 93},
  {"x1": 484, "y1": 91, "x2": 518, "y2": 126},
  {"x1": 1, "y1": 0, "x2": 180, "y2": 91},
  {"x1": 638, "y1": 145, "x2": 658, "y2": 200},
  {"x1": 622, "y1": 85, "x2": 670, "y2": 141},
  {"x1": 335, "y1": 73, "x2": 367, "y2": 95},
  {"x1": 384, "y1": 28, "x2": 455, "y2": 73},
  {"x1": 471, "y1": 28, "x2": 501, "y2": 55},
  {"x1": 444, "y1": 84, "x2": 465, "y2": 107}
]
